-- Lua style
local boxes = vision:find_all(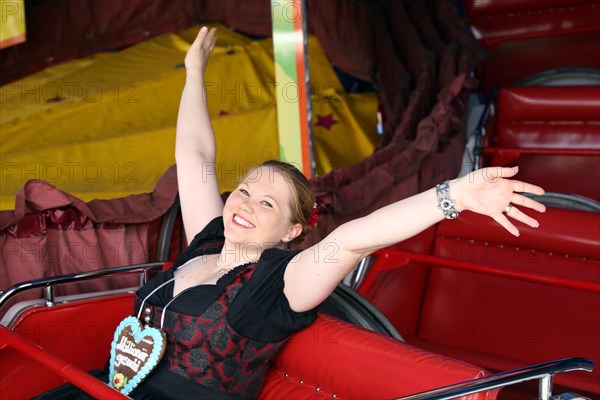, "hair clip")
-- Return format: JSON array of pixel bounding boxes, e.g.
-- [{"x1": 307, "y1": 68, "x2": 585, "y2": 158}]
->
[{"x1": 307, "y1": 202, "x2": 319, "y2": 229}]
